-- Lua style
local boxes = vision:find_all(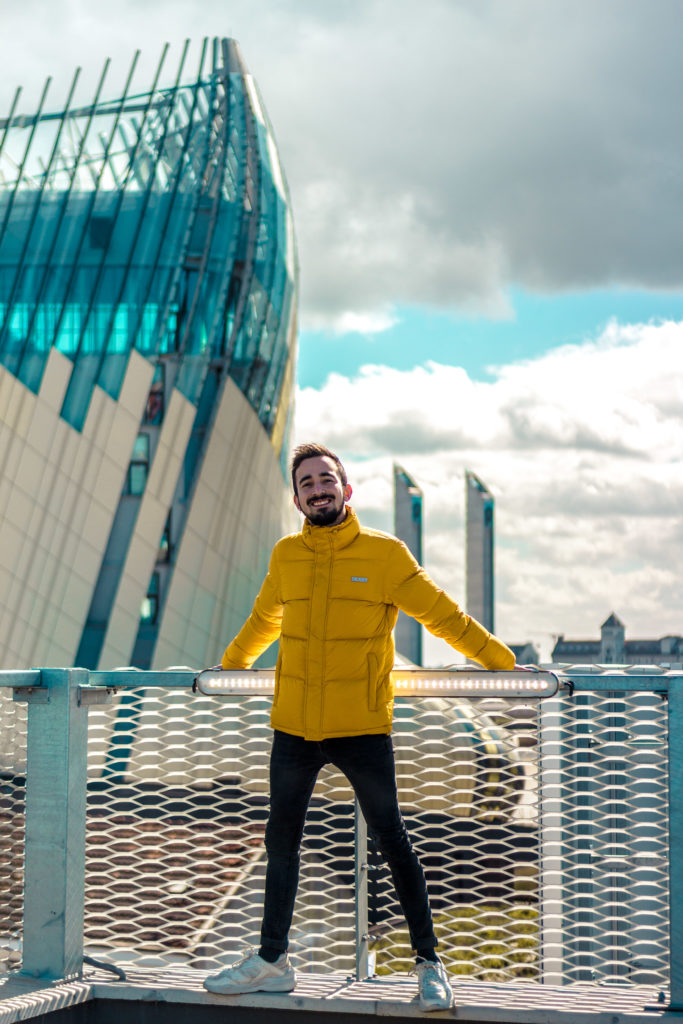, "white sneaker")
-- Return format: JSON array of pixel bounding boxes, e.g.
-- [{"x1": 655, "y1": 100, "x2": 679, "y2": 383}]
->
[
  {"x1": 415, "y1": 958, "x2": 453, "y2": 1012},
  {"x1": 203, "y1": 949, "x2": 295, "y2": 995}
]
